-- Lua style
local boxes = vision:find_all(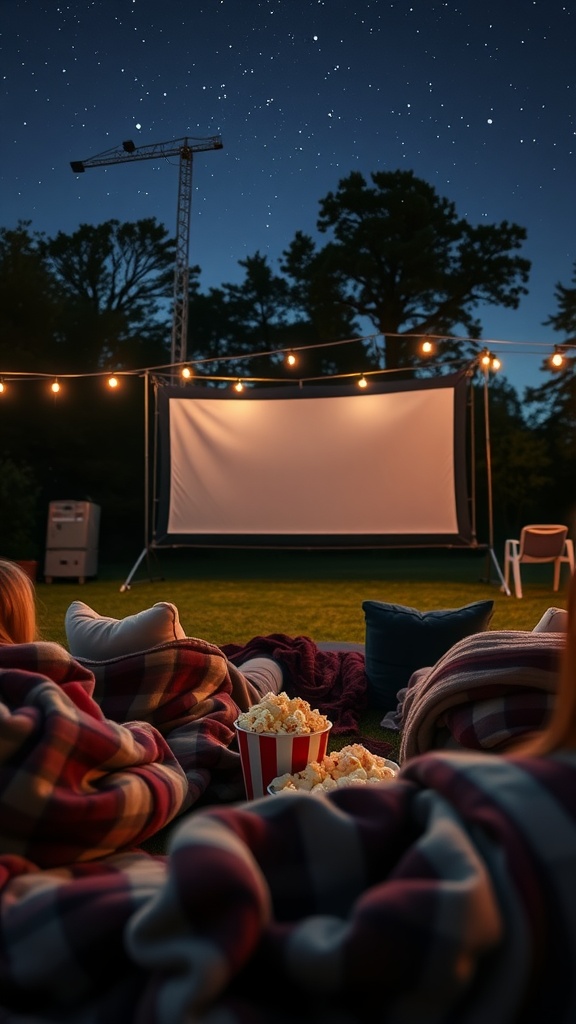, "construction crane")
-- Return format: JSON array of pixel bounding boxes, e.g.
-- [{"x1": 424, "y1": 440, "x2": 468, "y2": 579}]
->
[{"x1": 70, "y1": 135, "x2": 223, "y2": 366}]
